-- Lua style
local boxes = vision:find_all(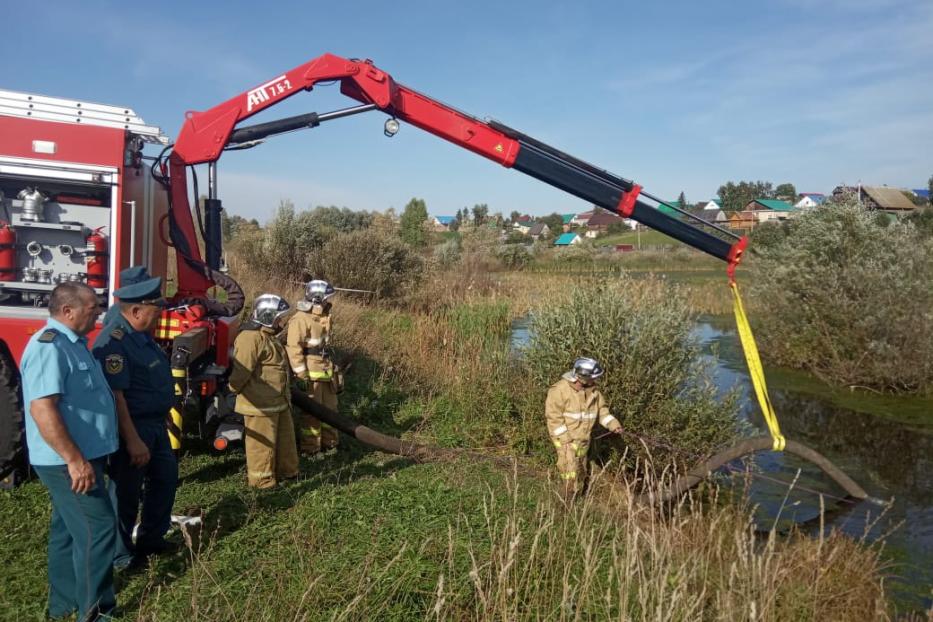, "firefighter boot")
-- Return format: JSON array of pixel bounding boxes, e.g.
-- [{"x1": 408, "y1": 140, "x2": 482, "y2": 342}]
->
[
  {"x1": 313, "y1": 379, "x2": 339, "y2": 451},
  {"x1": 297, "y1": 409, "x2": 322, "y2": 455}
]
